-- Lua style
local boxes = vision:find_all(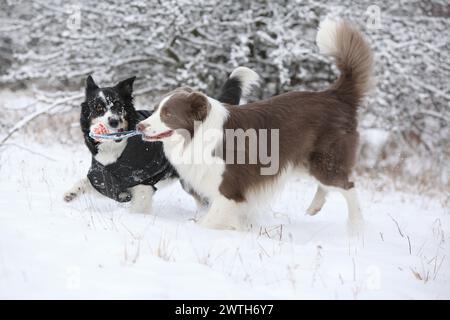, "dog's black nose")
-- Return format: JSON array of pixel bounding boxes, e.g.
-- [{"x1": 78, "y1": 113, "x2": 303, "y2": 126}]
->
[{"x1": 108, "y1": 117, "x2": 119, "y2": 128}]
